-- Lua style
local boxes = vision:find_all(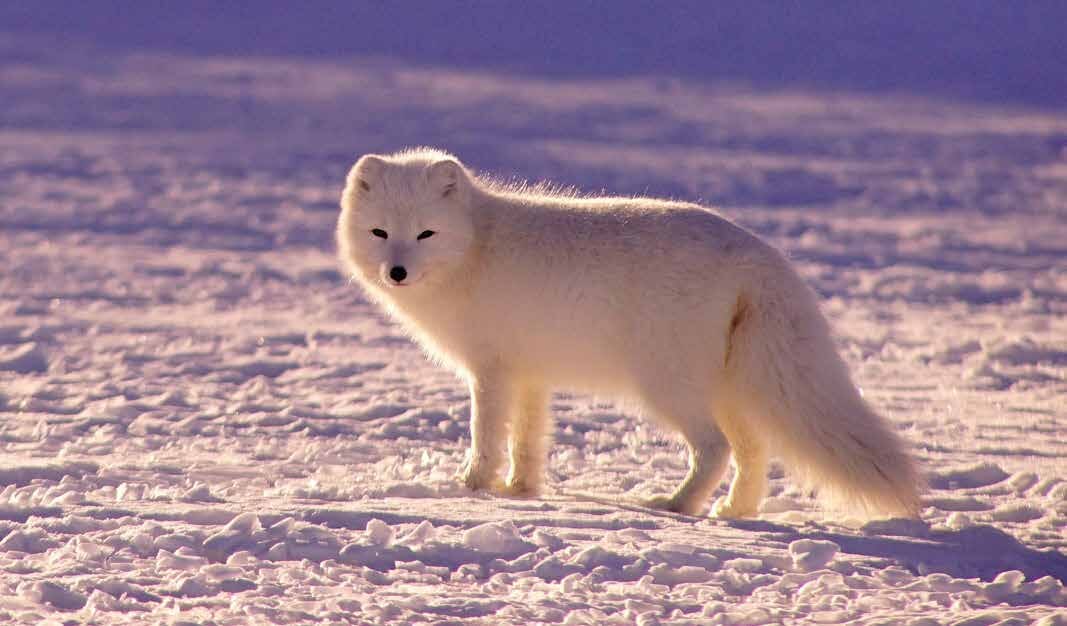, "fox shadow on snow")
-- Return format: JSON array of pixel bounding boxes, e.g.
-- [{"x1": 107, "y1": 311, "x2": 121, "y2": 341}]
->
[{"x1": 731, "y1": 517, "x2": 1067, "y2": 586}]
